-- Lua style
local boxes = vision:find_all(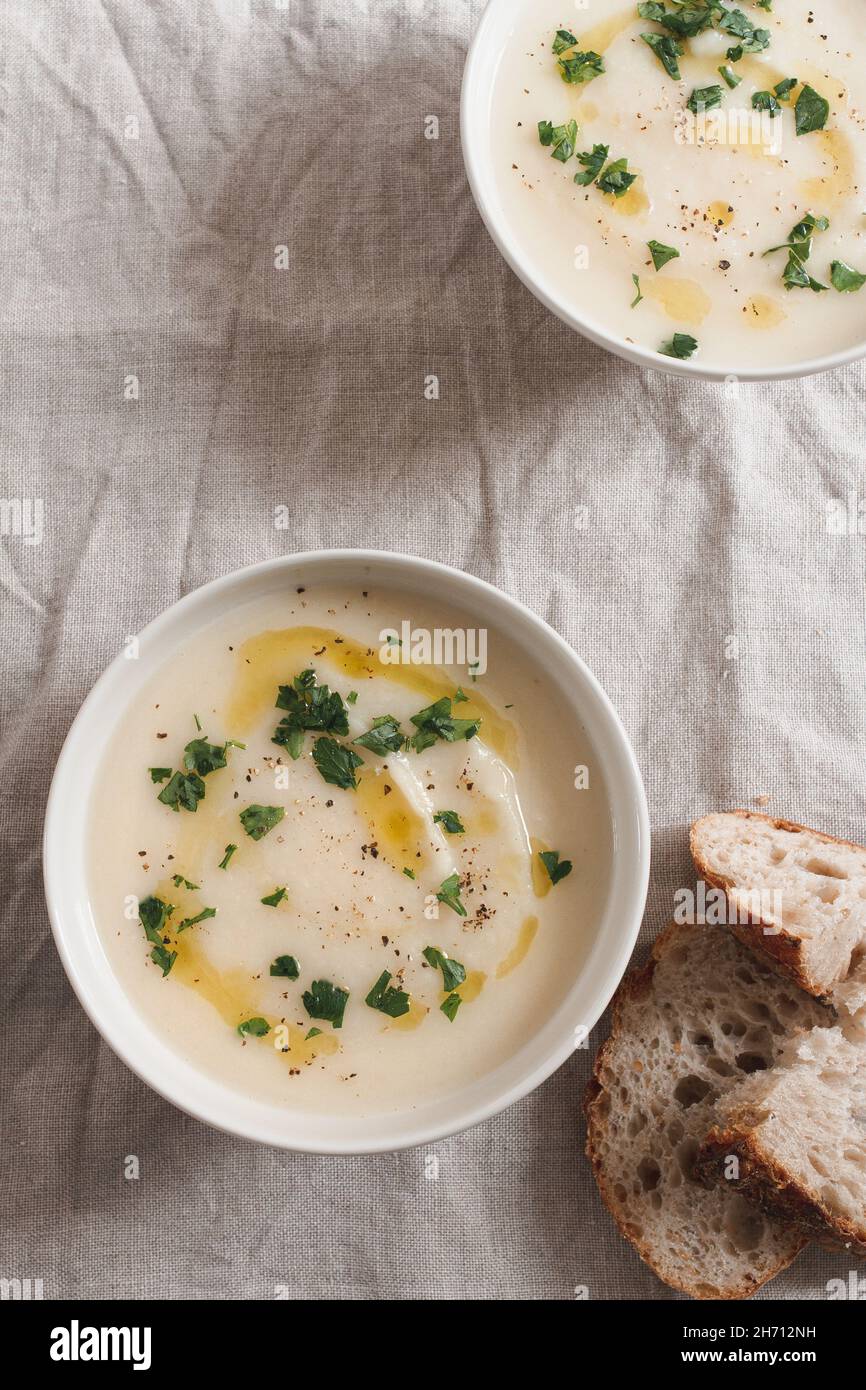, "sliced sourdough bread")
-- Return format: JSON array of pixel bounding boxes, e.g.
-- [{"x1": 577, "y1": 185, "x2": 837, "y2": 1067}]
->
[
  {"x1": 585, "y1": 920, "x2": 829, "y2": 1299},
  {"x1": 690, "y1": 810, "x2": 866, "y2": 999},
  {"x1": 697, "y1": 1026, "x2": 866, "y2": 1255}
]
